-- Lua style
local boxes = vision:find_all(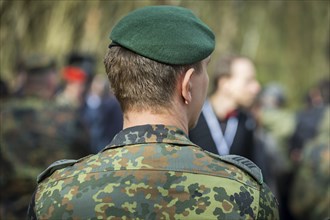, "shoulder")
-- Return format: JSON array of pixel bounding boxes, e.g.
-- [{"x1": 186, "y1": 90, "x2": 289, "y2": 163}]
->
[
  {"x1": 201, "y1": 150, "x2": 264, "y2": 185},
  {"x1": 37, "y1": 159, "x2": 78, "y2": 183},
  {"x1": 219, "y1": 154, "x2": 263, "y2": 184},
  {"x1": 201, "y1": 151, "x2": 279, "y2": 218},
  {"x1": 216, "y1": 154, "x2": 279, "y2": 218},
  {"x1": 36, "y1": 155, "x2": 92, "y2": 183},
  {"x1": 192, "y1": 148, "x2": 262, "y2": 186}
]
